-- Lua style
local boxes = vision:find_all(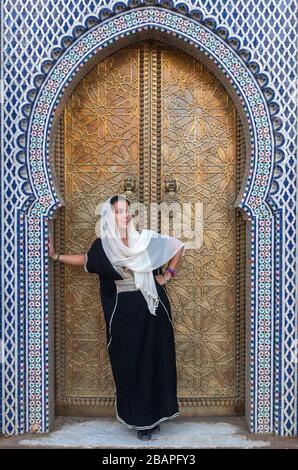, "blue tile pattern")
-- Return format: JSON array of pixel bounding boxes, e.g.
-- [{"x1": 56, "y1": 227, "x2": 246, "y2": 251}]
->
[{"x1": 0, "y1": 0, "x2": 297, "y2": 437}]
